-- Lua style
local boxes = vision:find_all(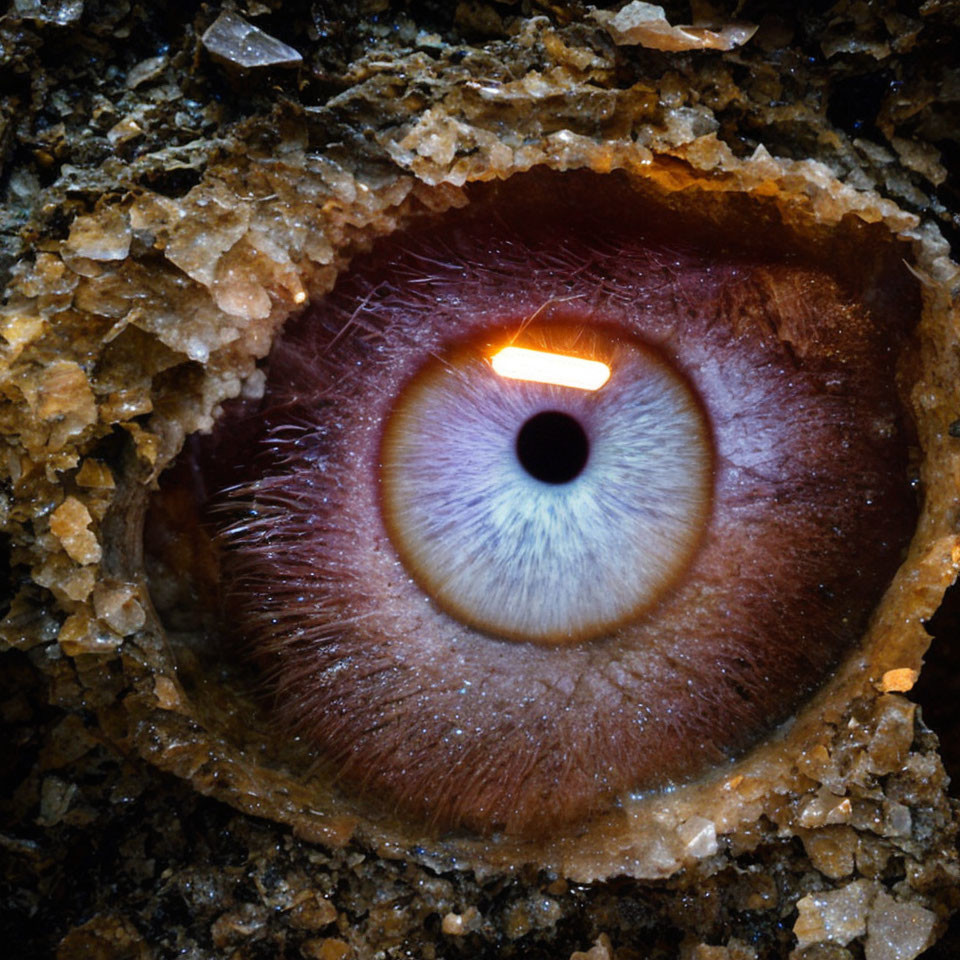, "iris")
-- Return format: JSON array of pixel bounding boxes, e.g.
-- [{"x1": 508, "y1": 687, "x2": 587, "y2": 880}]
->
[{"x1": 380, "y1": 328, "x2": 711, "y2": 643}]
